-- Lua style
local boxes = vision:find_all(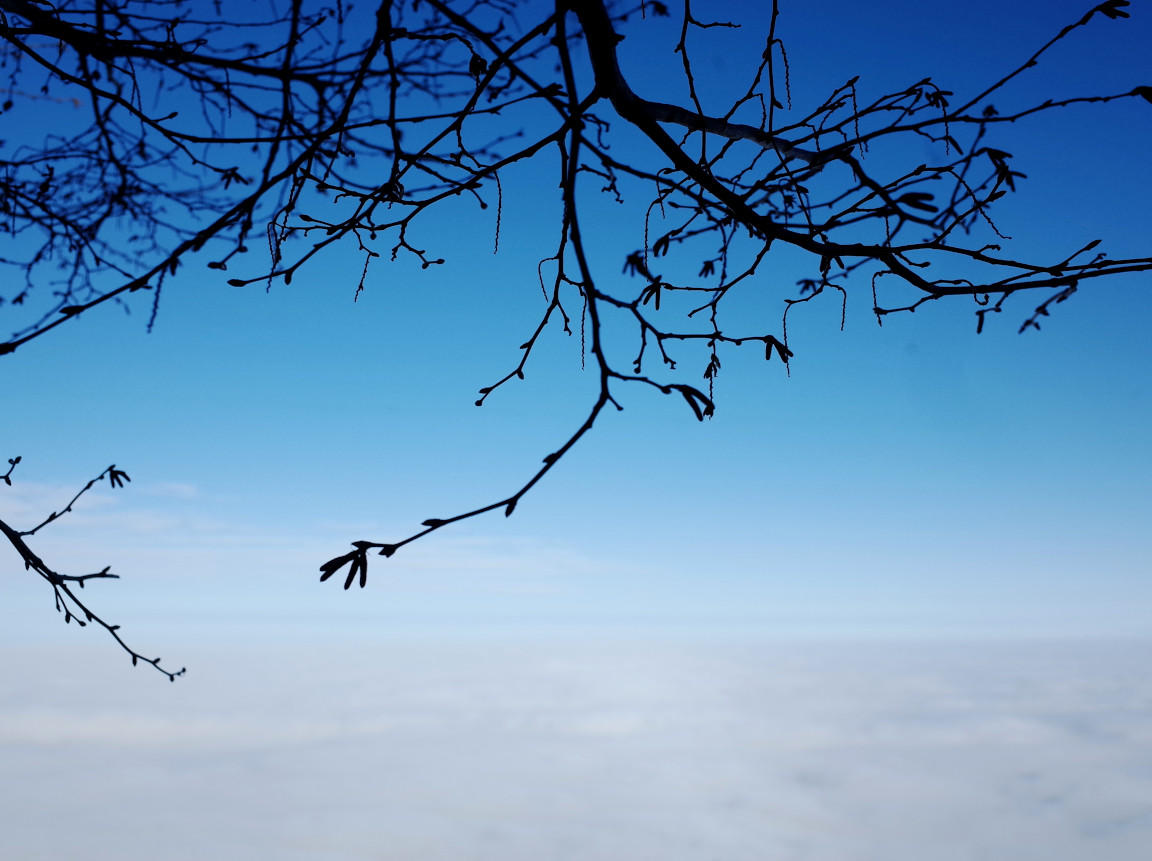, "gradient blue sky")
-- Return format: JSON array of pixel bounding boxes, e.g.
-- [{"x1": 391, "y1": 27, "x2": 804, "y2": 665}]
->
[{"x1": 3, "y1": 0, "x2": 1151, "y2": 656}]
